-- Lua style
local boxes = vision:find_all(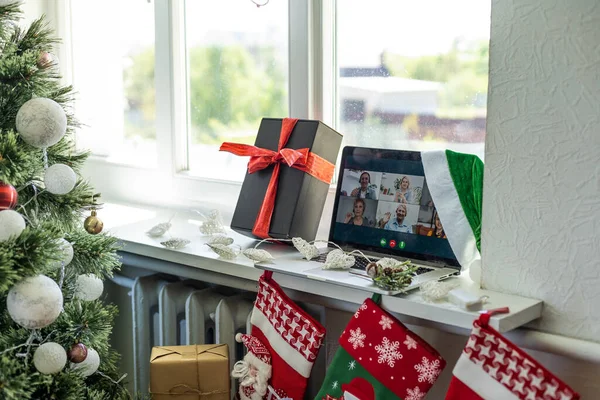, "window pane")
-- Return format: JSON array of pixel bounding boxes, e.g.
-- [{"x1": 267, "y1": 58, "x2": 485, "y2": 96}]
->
[
  {"x1": 337, "y1": 0, "x2": 490, "y2": 159},
  {"x1": 185, "y1": 0, "x2": 289, "y2": 181},
  {"x1": 71, "y1": 0, "x2": 156, "y2": 167}
]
